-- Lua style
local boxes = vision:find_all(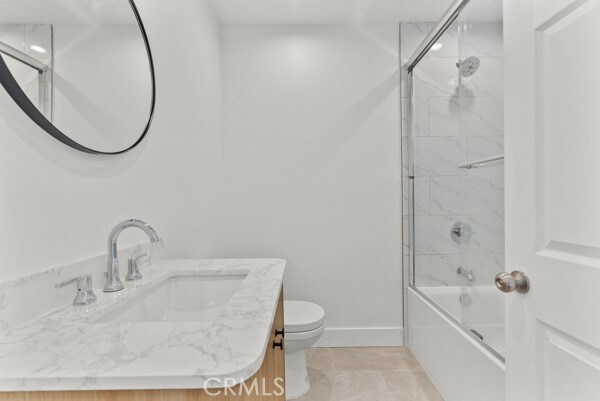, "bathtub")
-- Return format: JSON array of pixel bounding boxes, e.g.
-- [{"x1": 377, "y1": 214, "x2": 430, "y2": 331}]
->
[{"x1": 408, "y1": 286, "x2": 505, "y2": 401}]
